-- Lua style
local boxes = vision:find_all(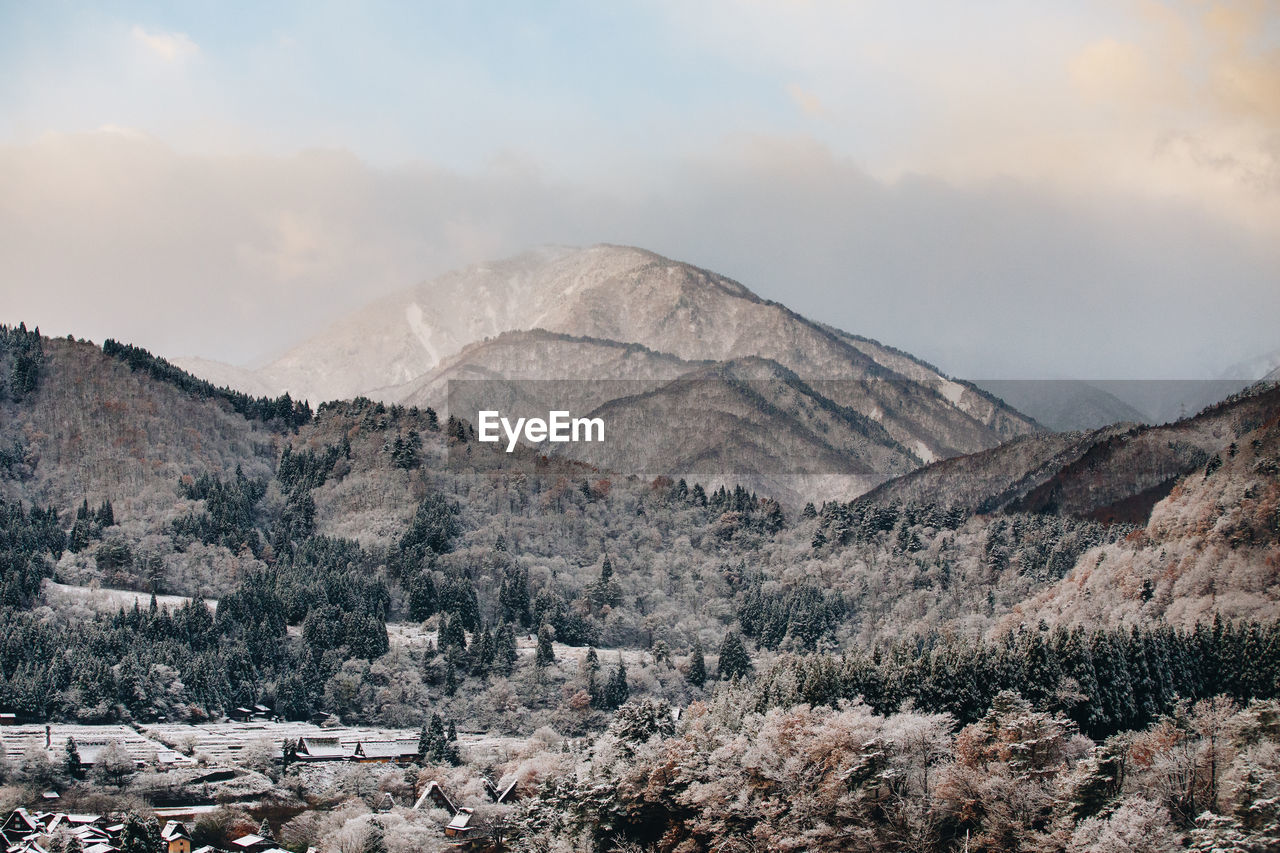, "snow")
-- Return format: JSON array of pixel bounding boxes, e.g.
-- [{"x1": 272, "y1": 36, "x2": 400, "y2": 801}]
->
[
  {"x1": 43, "y1": 581, "x2": 218, "y2": 613},
  {"x1": 404, "y1": 303, "x2": 441, "y2": 367},
  {"x1": 939, "y1": 379, "x2": 966, "y2": 407},
  {"x1": 914, "y1": 441, "x2": 937, "y2": 463}
]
